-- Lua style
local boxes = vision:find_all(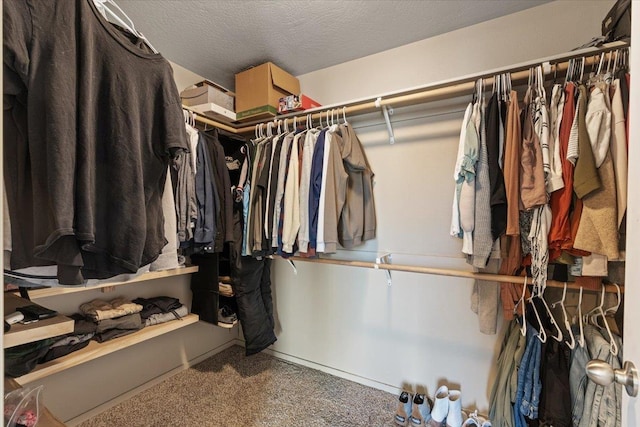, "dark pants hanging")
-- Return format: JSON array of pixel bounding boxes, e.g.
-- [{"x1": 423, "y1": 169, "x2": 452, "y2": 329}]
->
[
  {"x1": 234, "y1": 256, "x2": 276, "y2": 356},
  {"x1": 190, "y1": 252, "x2": 219, "y2": 324},
  {"x1": 228, "y1": 198, "x2": 276, "y2": 355}
]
